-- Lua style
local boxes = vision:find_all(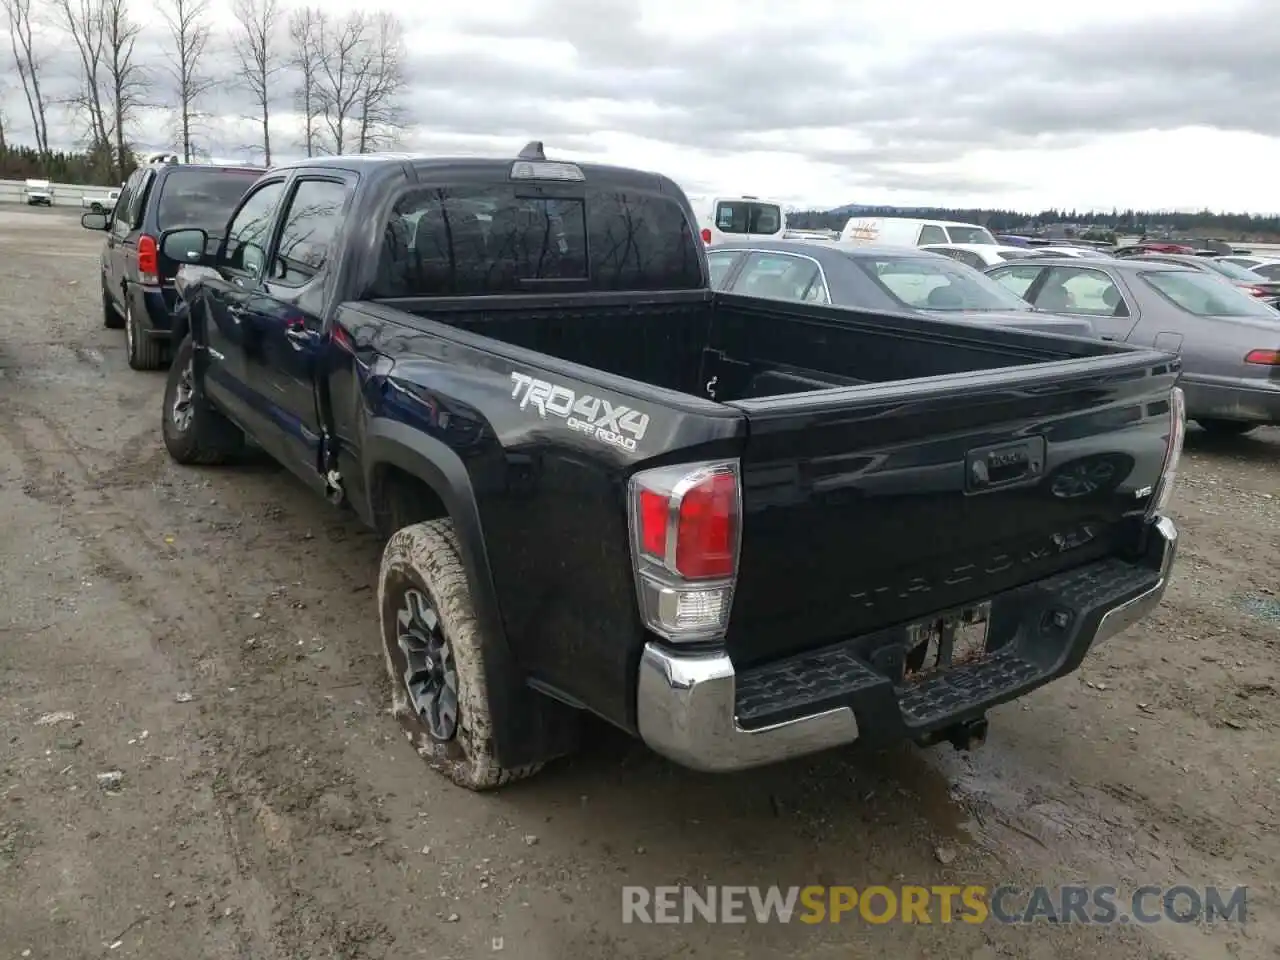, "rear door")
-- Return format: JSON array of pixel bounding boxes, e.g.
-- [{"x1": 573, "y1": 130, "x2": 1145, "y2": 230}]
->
[
  {"x1": 105, "y1": 170, "x2": 143, "y2": 307},
  {"x1": 721, "y1": 349, "x2": 1181, "y2": 667}
]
